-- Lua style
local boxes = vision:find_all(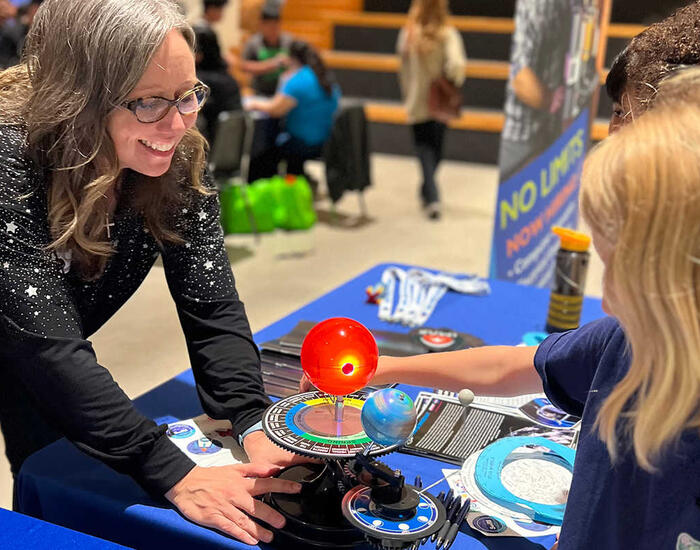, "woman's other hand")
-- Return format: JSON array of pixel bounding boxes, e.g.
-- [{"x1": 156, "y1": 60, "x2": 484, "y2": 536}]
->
[
  {"x1": 165, "y1": 463, "x2": 301, "y2": 545},
  {"x1": 243, "y1": 430, "x2": 316, "y2": 468}
]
